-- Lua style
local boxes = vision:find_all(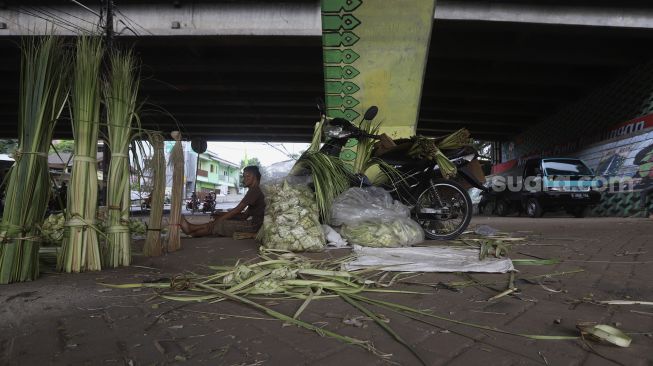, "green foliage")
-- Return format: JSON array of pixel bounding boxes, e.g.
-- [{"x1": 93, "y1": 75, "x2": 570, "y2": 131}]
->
[
  {"x1": 50, "y1": 140, "x2": 74, "y2": 153},
  {"x1": 0, "y1": 139, "x2": 18, "y2": 154},
  {"x1": 240, "y1": 156, "x2": 262, "y2": 170}
]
